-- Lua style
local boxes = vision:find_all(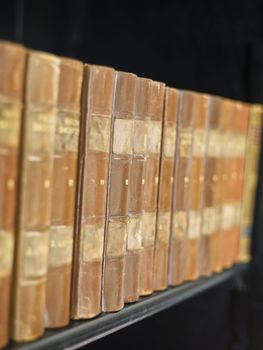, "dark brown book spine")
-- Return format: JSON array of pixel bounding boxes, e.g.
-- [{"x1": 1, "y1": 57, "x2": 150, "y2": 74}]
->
[
  {"x1": 124, "y1": 77, "x2": 151, "y2": 303},
  {"x1": 12, "y1": 51, "x2": 60, "y2": 341},
  {"x1": 140, "y1": 81, "x2": 165, "y2": 296},
  {"x1": 0, "y1": 41, "x2": 26, "y2": 348},
  {"x1": 45, "y1": 58, "x2": 83, "y2": 328},
  {"x1": 102, "y1": 72, "x2": 137, "y2": 312},
  {"x1": 153, "y1": 87, "x2": 178, "y2": 291},
  {"x1": 186, "y1": 93, "x2": 208, "y2": 280},
  {"x1": 168, "y1": 91, "x2": 194, "y2": 286},
  {"x1": 200, "y1": 96, "x2": 222, "y2": 276},
  {"x1": 71, "y1": 65, "x2": 115, "y2": 319}
]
